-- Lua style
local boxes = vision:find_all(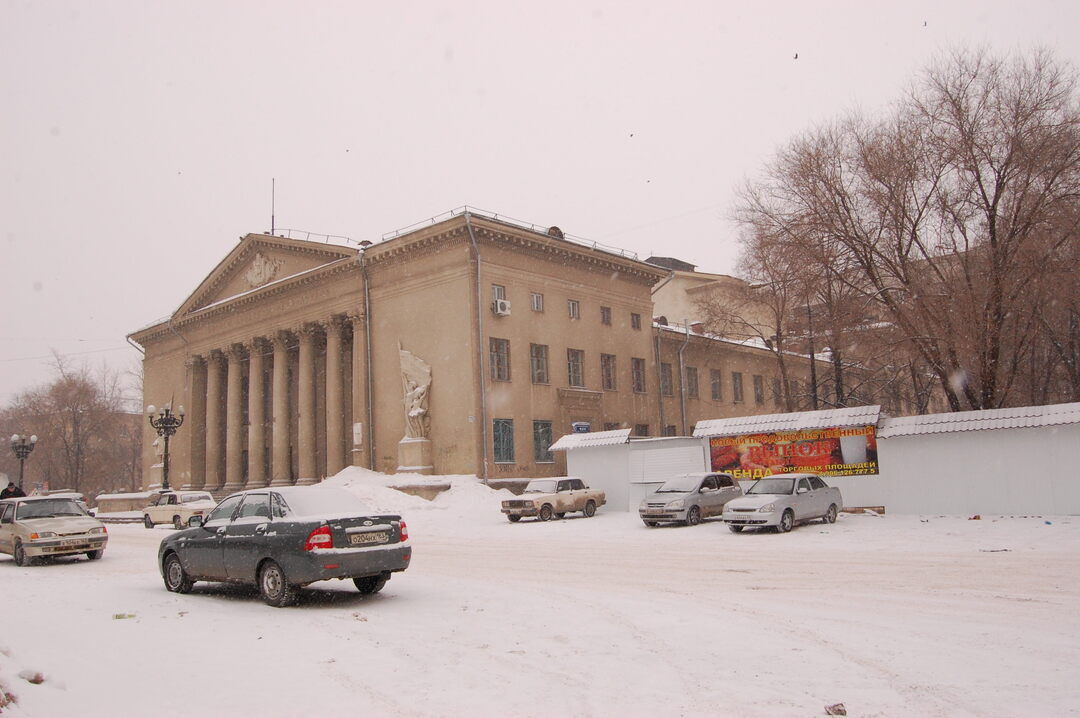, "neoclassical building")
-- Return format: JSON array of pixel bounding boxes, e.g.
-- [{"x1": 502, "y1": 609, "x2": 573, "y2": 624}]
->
[{"x1": 130, "y1": 210, "x2": 814, "y2": 492}]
